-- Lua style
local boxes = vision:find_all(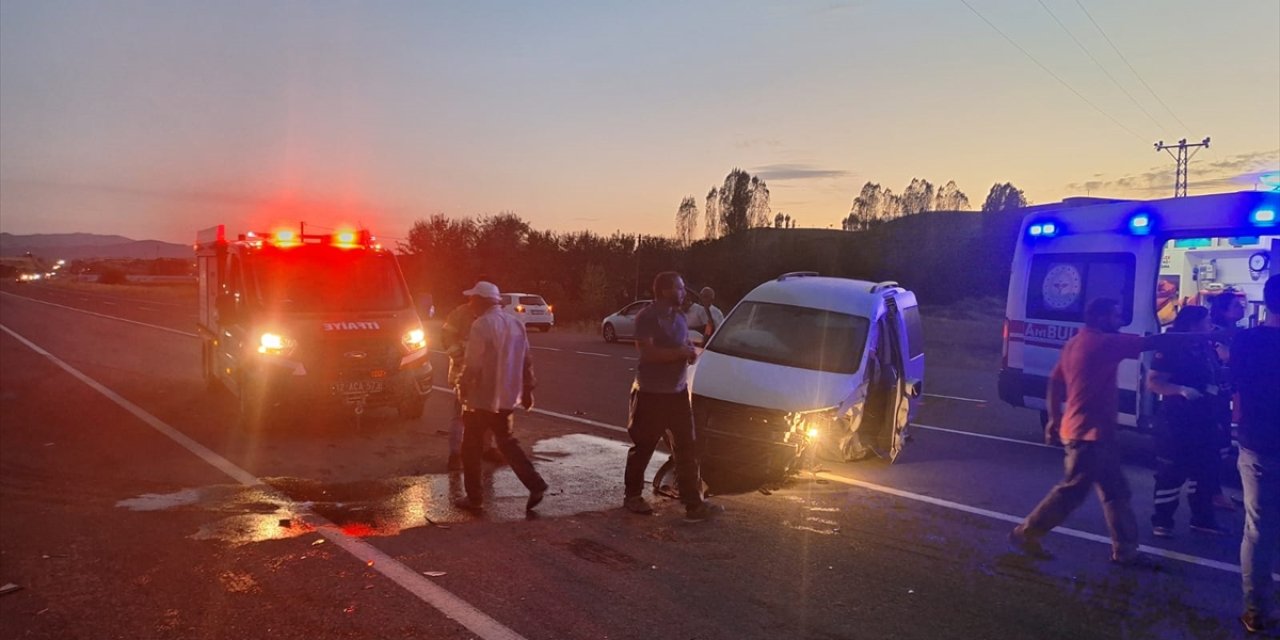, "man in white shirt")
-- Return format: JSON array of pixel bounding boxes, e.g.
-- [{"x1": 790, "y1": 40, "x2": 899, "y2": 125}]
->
[{"x1": 456, "y1": 281, "x2": 548, "y2": 512}]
